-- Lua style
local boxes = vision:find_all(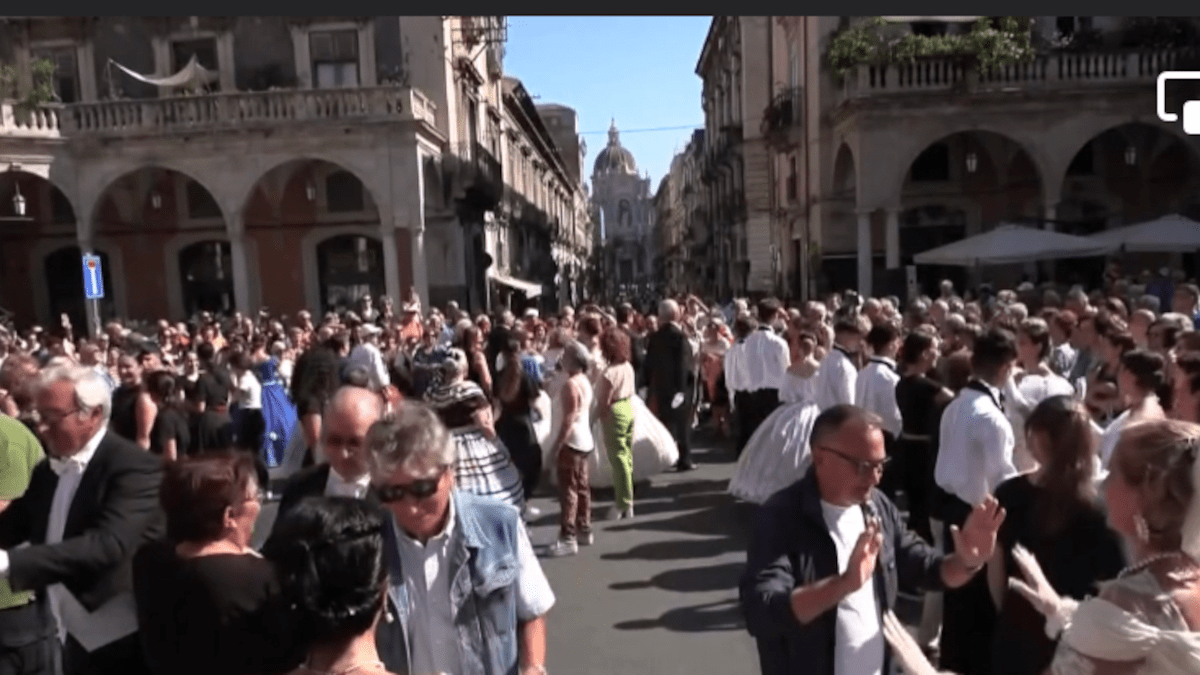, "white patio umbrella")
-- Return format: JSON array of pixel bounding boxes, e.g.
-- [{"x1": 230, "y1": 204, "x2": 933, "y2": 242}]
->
[
  {"x1": 1088, "y1": 214, "x2": 1200, "y2": 252},
  {"x1": 913, "y1": 224, "x2": 1116, "y2": 266}
]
